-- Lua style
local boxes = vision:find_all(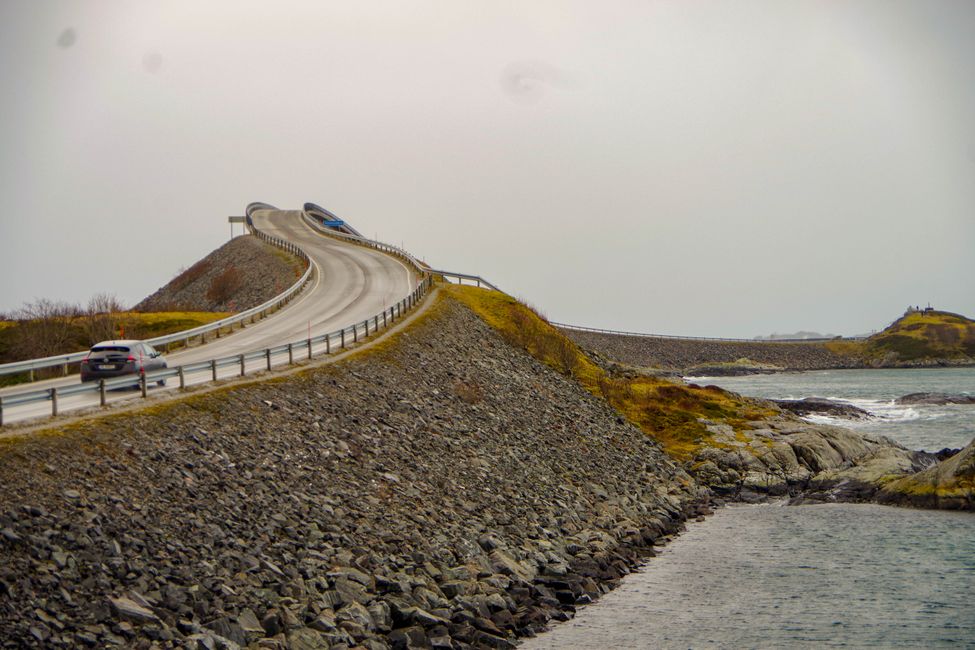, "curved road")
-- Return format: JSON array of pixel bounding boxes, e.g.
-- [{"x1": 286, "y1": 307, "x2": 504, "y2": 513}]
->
[{"x1": 0, "y1": 209, "x2": 418, "y2": 424}]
